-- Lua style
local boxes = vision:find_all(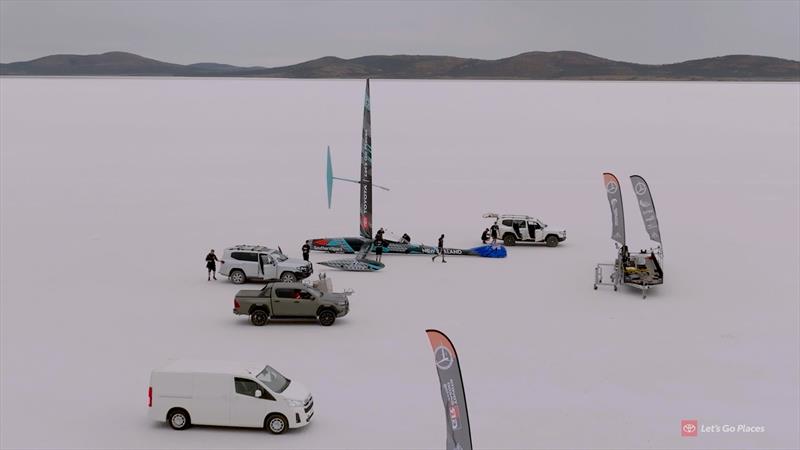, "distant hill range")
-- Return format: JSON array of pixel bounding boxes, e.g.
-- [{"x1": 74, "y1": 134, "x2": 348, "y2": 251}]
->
[{"x1": 2, "y1": 51, "x2": 798, "y2": 80}]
